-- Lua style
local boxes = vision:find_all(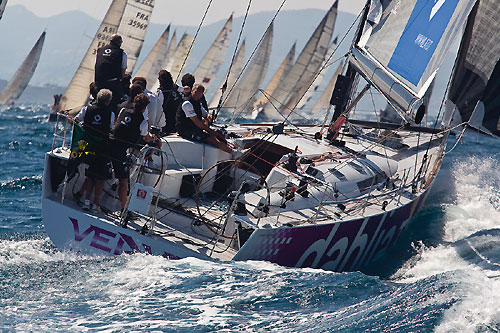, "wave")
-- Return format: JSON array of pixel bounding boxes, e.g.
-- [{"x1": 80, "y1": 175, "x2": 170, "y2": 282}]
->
[{"x1": 0, "y1": 175, "x2": 42, "y2": 192}]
